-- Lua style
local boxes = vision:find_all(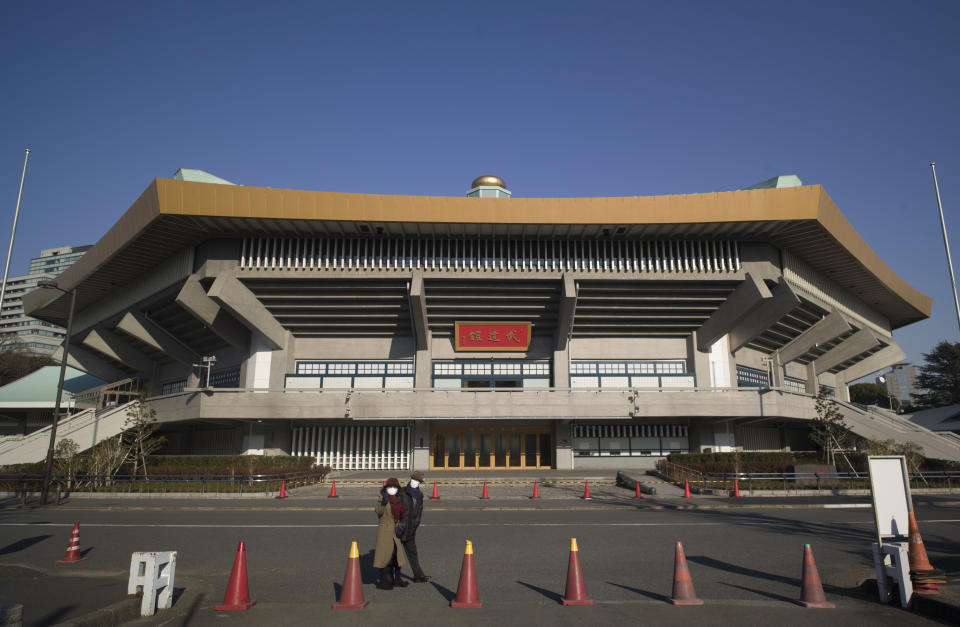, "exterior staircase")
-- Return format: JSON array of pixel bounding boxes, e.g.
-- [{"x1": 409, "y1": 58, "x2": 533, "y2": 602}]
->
[
  {"x1": 0, "y1": 401, "x2": 135, "y2": 465},
  {"x1": 835, "y1": 400, "x2": 960, "y2": 462}
]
